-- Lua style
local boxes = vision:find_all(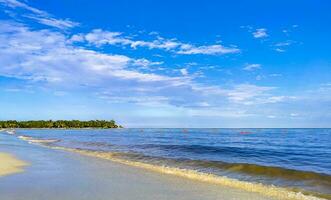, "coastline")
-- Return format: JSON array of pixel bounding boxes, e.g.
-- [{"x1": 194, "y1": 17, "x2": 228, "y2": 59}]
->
[
  {"x1": 0, "y1": 132, "x2": 278, "y2": 200},
  {"x1": 50, "y1": 146, "x2": 329, "y2": 200},
  {"x1": 1, "y1": 129, "x2": 330, "y2": 200},
  {"x1": 14, "y1": 133, "x2": 329, "y2": 200}
]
